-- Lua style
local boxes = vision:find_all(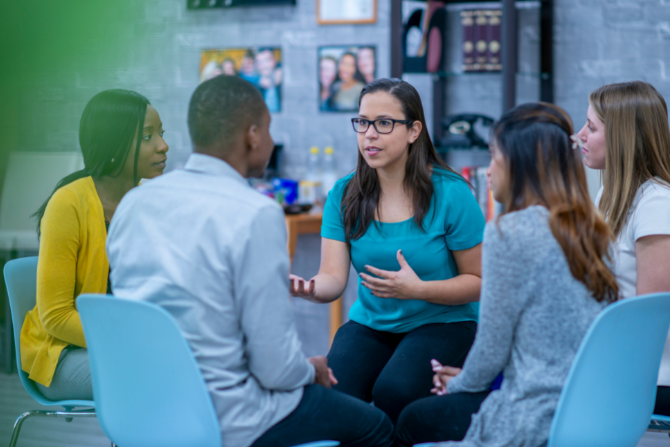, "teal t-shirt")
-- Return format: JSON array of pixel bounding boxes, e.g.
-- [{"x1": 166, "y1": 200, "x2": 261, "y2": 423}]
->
[{"x1": 321, "y1": 169, "x2": 486, "y2": 333}]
